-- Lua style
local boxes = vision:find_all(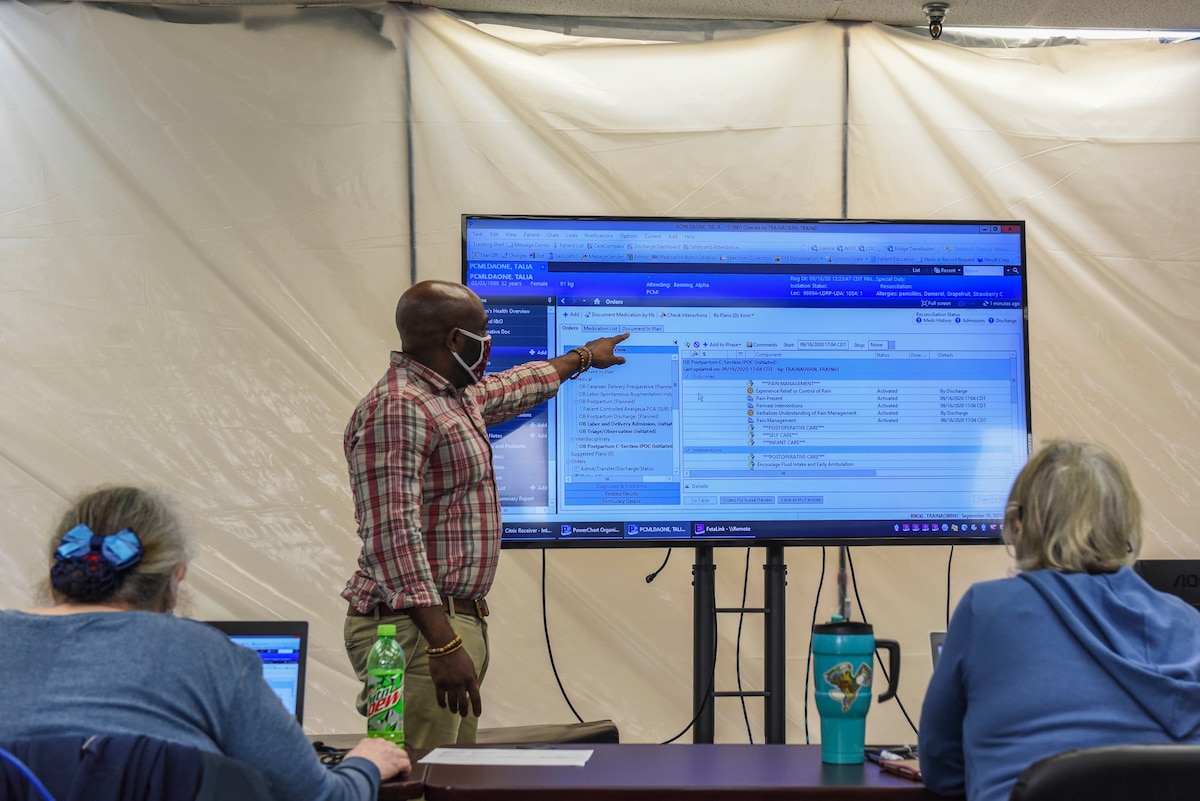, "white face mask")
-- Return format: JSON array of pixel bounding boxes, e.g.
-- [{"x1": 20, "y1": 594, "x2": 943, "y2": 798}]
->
[{"x1": 451, "y1": 328, "x2": 492, "y2": 383}]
